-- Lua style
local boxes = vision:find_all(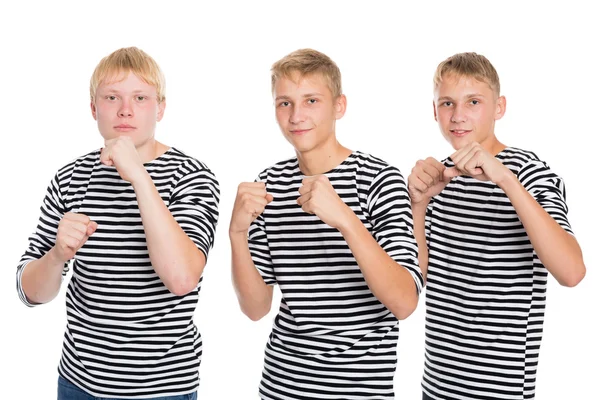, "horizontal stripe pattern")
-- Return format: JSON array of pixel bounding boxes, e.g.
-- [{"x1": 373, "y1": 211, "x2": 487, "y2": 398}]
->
[
  {"x1": 16, "y1": 148, "x2": 219, "y2": 398},
  {"x1": 249, "y1": 151, "x2": 422, "y2": 399},
  {"x1": 422, "y1": 147, "x2": 572, "y2": 400}
]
